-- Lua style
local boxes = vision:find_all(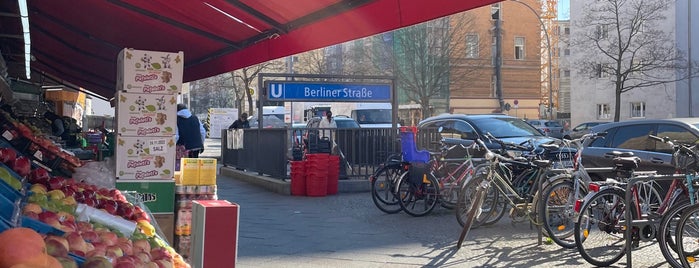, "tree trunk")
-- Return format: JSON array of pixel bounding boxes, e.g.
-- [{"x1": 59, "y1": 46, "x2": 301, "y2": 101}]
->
[{"x1": 614, "y1": 82, "x2": 622, "y2": 122}]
